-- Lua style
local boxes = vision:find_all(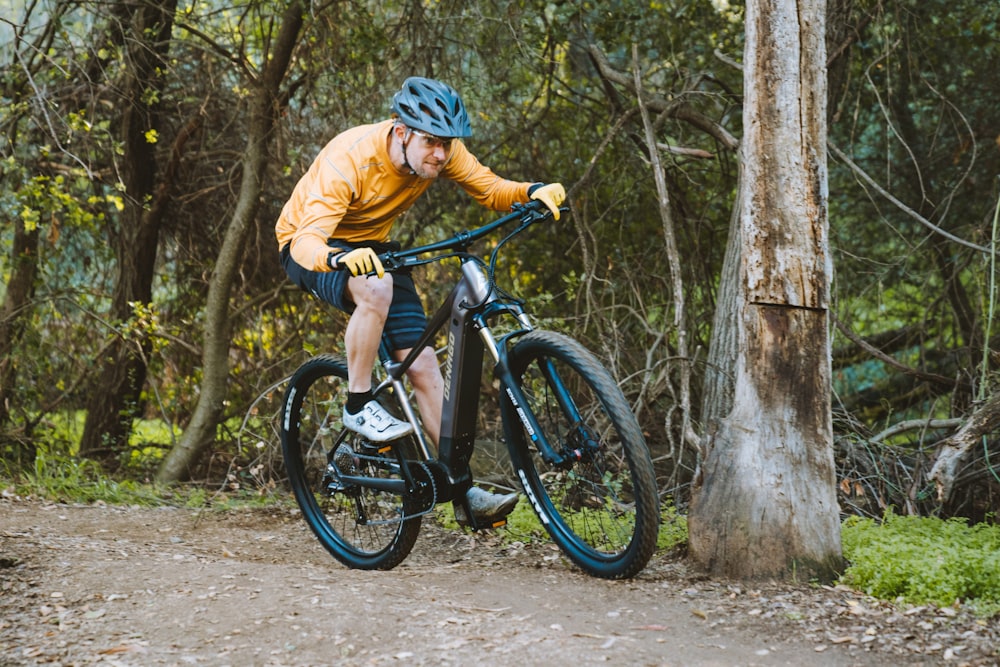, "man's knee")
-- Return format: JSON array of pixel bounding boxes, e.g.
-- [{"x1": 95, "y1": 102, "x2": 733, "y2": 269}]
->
[
  {"x1": 406, "y1": 347, "x2": 443, "y2": 384},
  {"x1": 348, "y1": 274, "x2": 394, "y2": 310}
]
